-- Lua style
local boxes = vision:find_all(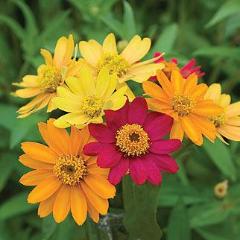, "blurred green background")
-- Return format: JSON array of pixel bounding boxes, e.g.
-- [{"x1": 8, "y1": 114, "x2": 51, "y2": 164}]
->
[{"x1": 1, "y1": 0, "x2": 240, "y2": 239}]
